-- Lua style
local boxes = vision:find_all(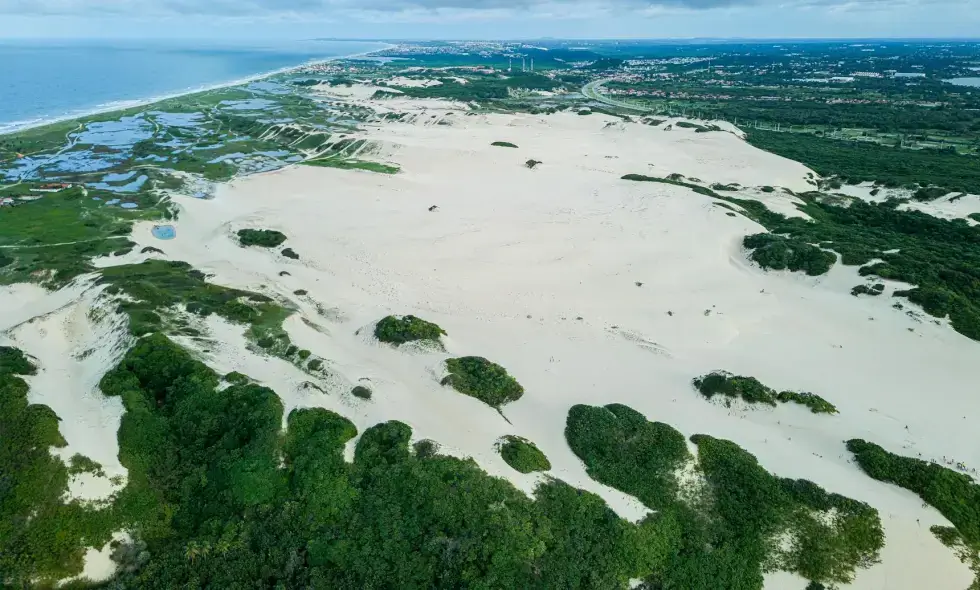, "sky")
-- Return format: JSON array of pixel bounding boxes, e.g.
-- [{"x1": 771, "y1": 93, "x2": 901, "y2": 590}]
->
[{"x1": 0, "y1": 0, "x2": 977, "y2": 40}]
